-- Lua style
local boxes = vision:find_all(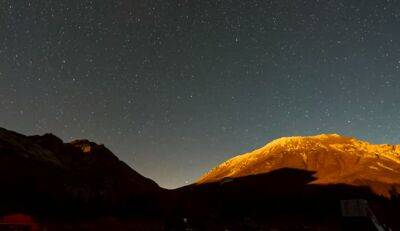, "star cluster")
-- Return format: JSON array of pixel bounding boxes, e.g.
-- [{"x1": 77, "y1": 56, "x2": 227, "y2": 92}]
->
[{"x1": 1, "y1": 0, "x2": 400, "y2": 188}]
